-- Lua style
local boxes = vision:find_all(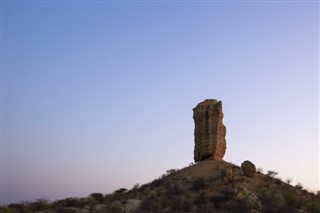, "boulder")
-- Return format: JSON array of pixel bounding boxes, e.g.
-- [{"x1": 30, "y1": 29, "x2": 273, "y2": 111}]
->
[
  {"x1": 236, "y1": 186, "x2": 262, "y2": 212},
  {"x1": 241, "y1": 160, "x2": 256, "y2": 178}
]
